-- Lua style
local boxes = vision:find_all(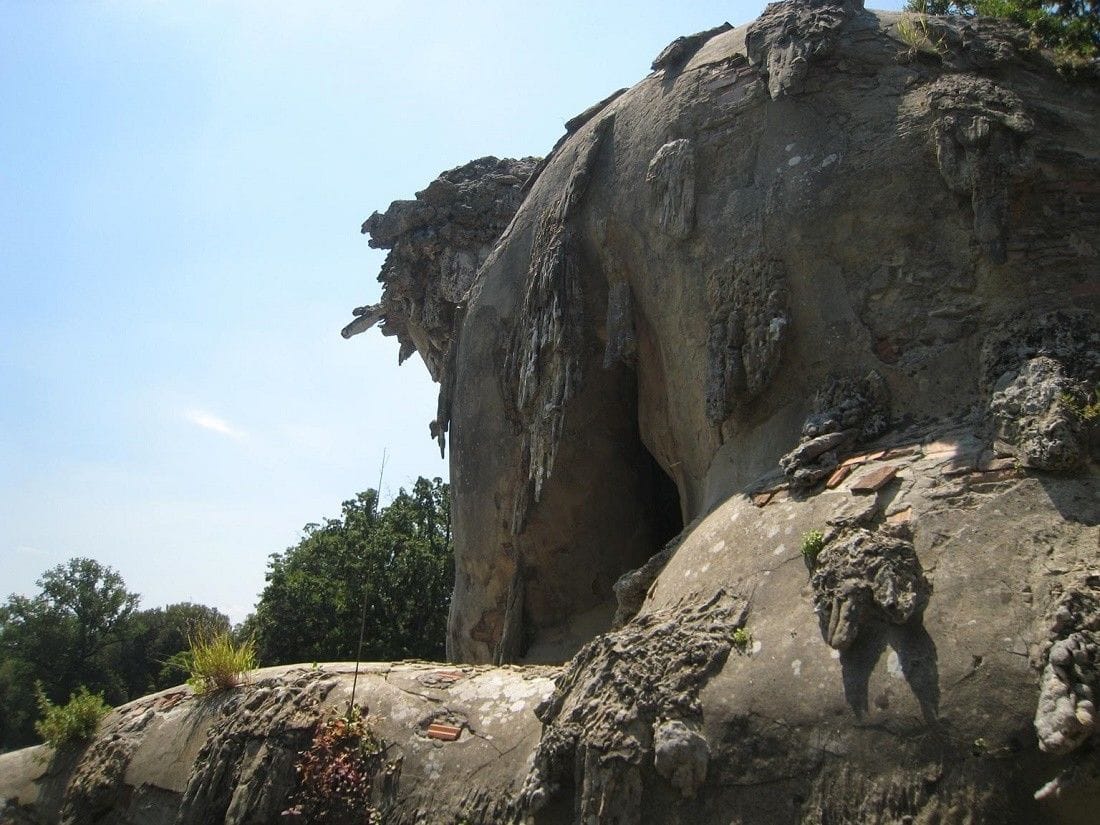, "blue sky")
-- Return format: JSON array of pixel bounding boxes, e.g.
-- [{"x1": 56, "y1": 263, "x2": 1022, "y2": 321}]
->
[{"x1": 1, "y1": 1, "x2": 903, "y2": 623}]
